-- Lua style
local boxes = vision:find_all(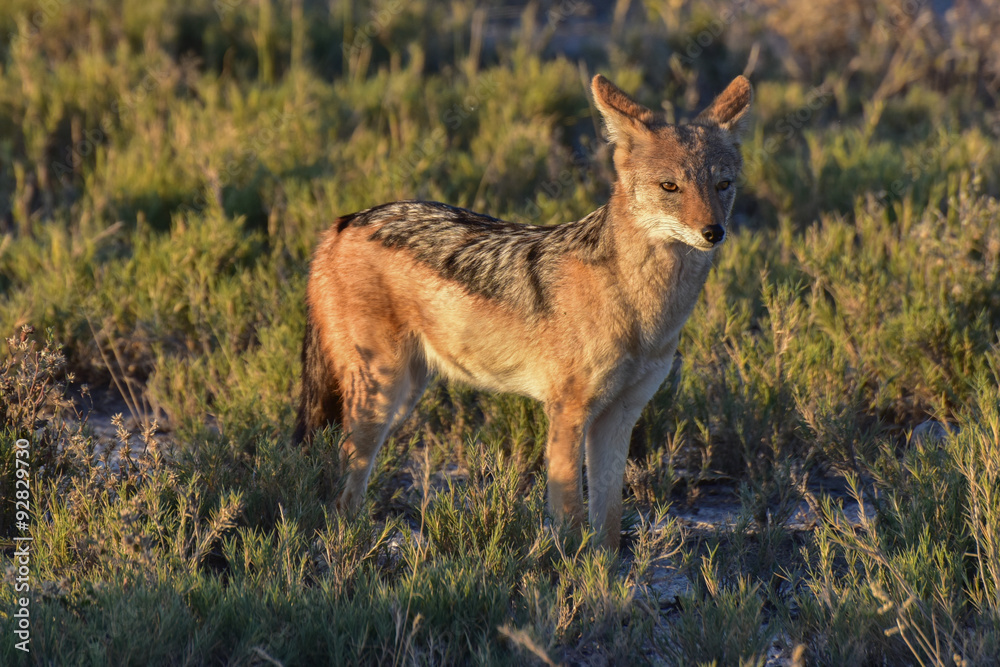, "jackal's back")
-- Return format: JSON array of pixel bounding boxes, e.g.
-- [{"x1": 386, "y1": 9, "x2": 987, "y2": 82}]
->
[{"x1": 342, "y1": 200, "x2": 614, "y2": 315}]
